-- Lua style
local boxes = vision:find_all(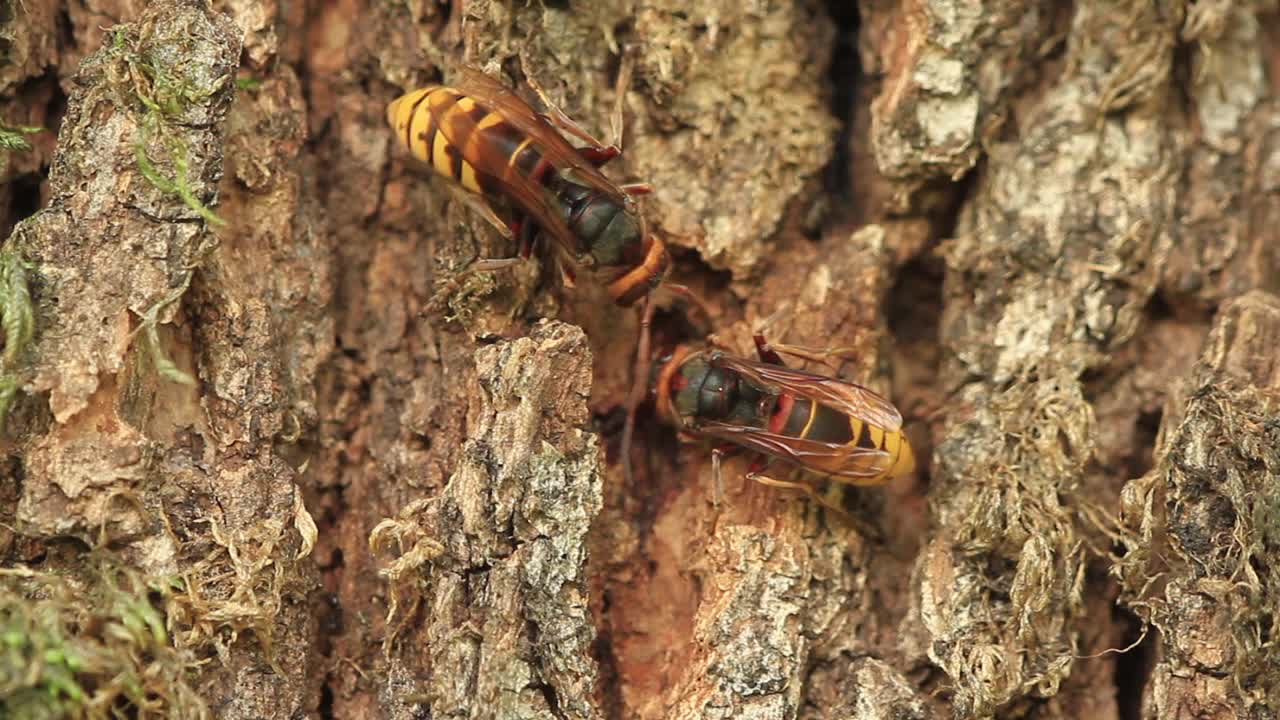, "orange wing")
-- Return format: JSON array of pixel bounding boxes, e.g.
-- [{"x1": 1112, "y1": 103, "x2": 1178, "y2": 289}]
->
[
  {"x1": 451, "y1": 67, "x2": 629, "y2": 205},
  {"x1": 695, "y1": 422, "x2": 894, "y2": 483},
  {"x1": 709, "y1": 354, "x2": 904, "y2": 432}
]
